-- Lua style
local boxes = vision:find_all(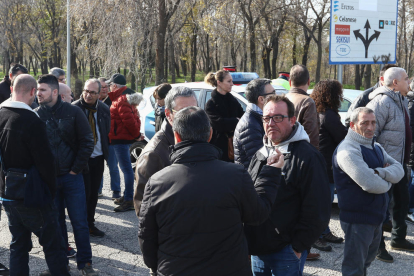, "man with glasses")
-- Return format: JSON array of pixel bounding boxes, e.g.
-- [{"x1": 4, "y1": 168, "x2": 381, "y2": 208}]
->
[
  {"x1": 245, "y1": 95, "x2": 331, "y2": 276},
  {"x1": 234, "y1": 78, "x2": 275, "y2": 169},
  {"x1": 73, "y1": 79, "x2": 110, "y2": 237},
  {"x1": 106, "y1": 73, "x2": 143, "y2": 212},
  {"x1": 49, "y1": 67, "x2": 66, "y2": 84},
  {"x1": 36, "y1": 74, "x2": 98, "y2": 275}
]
